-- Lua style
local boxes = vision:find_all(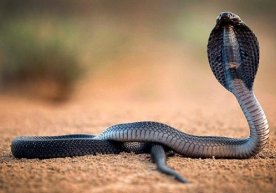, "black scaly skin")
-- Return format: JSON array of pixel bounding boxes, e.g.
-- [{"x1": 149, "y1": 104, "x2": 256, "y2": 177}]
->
[
  {"x1": 151, "y1": 145, "x2": 187, "y2": 183},
  {"x1": 12, "y1": 134, "x2": 152, "y2": 159},
  {"x1": 11, "y1": 12, "x2": 269, "y2": 183}
]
